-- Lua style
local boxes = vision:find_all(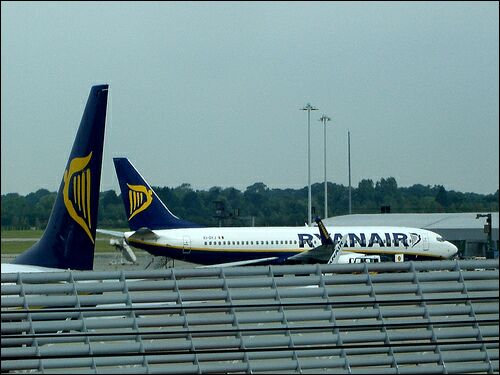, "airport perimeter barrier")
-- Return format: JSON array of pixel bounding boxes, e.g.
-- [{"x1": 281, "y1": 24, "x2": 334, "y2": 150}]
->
[{"x1": 1, "y1": 259, "x2": 498, "y2": 374}]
